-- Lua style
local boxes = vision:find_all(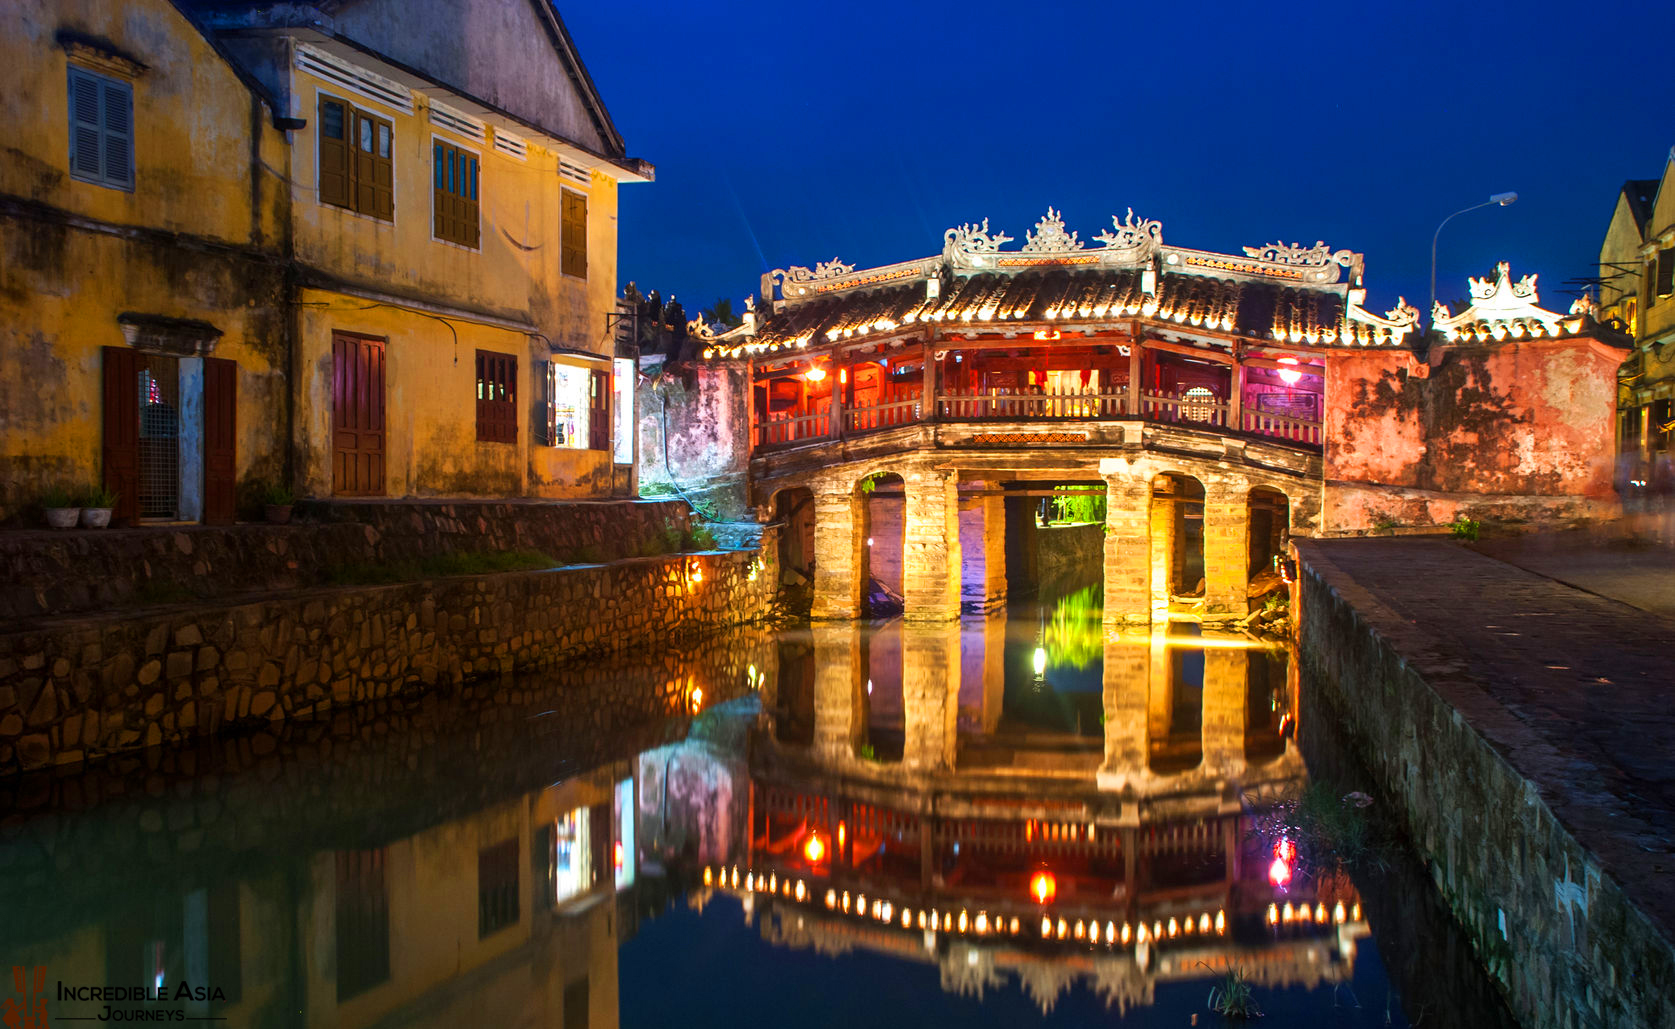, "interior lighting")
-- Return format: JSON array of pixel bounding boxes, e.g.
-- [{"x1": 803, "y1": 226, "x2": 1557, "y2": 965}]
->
[
  {"x1": 1215, "y1": 910, "x2": 1226, "y2": 935},
  {"x1": 1057, "y1": 919, "x2": 1068, "y2": 940},
  {"x1": 1315, "y1": 903, "x2": 1328, "y2": 924},
  {"x1": 688, "y1": 686, "x2": 703, "y2": 716},
  {"x1": 1009, "y1": 917, "x2": 1020, "y2": 935},
  {"x1": 804, "y1": 366, "x2": 827, "y2": 382},
  {"x1": 1029, "y1": 870, "x2": 1058, "y2": 905},
  {"x1": 1121, "y1": 923, "x2": 1132, "y2": 944},
  {"x1": 795, "y1": 881, "x2": 807, "y2": 902},
  {"x1": 803, "y1": 833, "x2": 826, "y2": 864},
  {"x1": 1267, "y1": 904, "x2": 1279, "y2": 925},
  {"x1": 975, "y1": 912, "x2": 990, "y2": 934},
  {"x1": 1041, "y1": 916, "x2": 1052, "y2": 938},
  {"x1": 1167, "y1": 918, "x2": 1178, "y2": 938},
  {"x1": 1277, "y1": 356, "x2": 1302, "y2": 386},
  {"x1": 1199, "y1": 914, "x2": 1211, "y2": 934},
  {"x1": 837, "y1": 822, "x2": 847, "y2": 851},
  {"x1": 826, "y1": 889, "x2": 837, "y2": 909},
  {"x1": 958, "y1": 910, "x2": 969, "y2": 934}
]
